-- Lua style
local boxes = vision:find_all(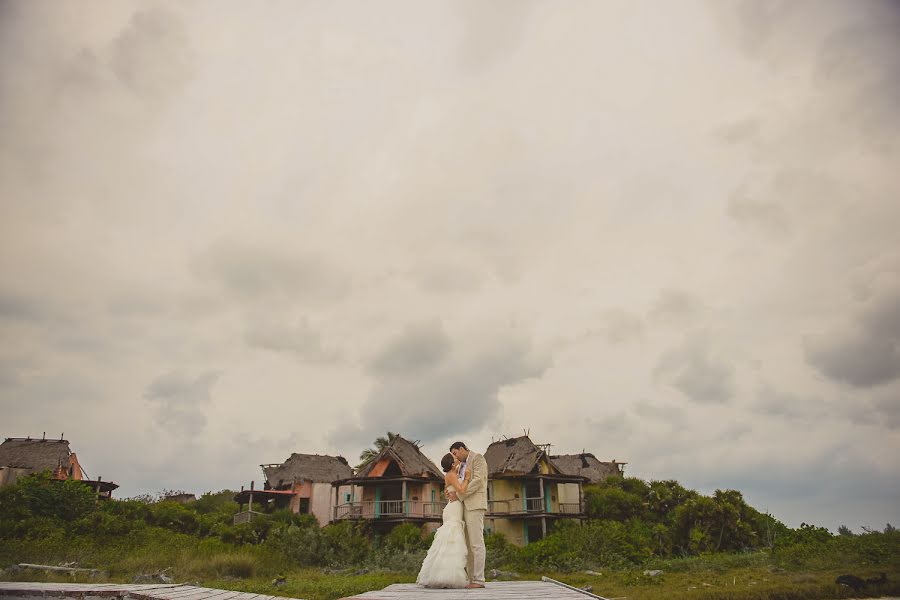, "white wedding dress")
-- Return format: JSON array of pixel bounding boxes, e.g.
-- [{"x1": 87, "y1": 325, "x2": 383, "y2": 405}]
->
[{"x1": 416, "y1": 498, "x2": 468, "y2": 588}]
